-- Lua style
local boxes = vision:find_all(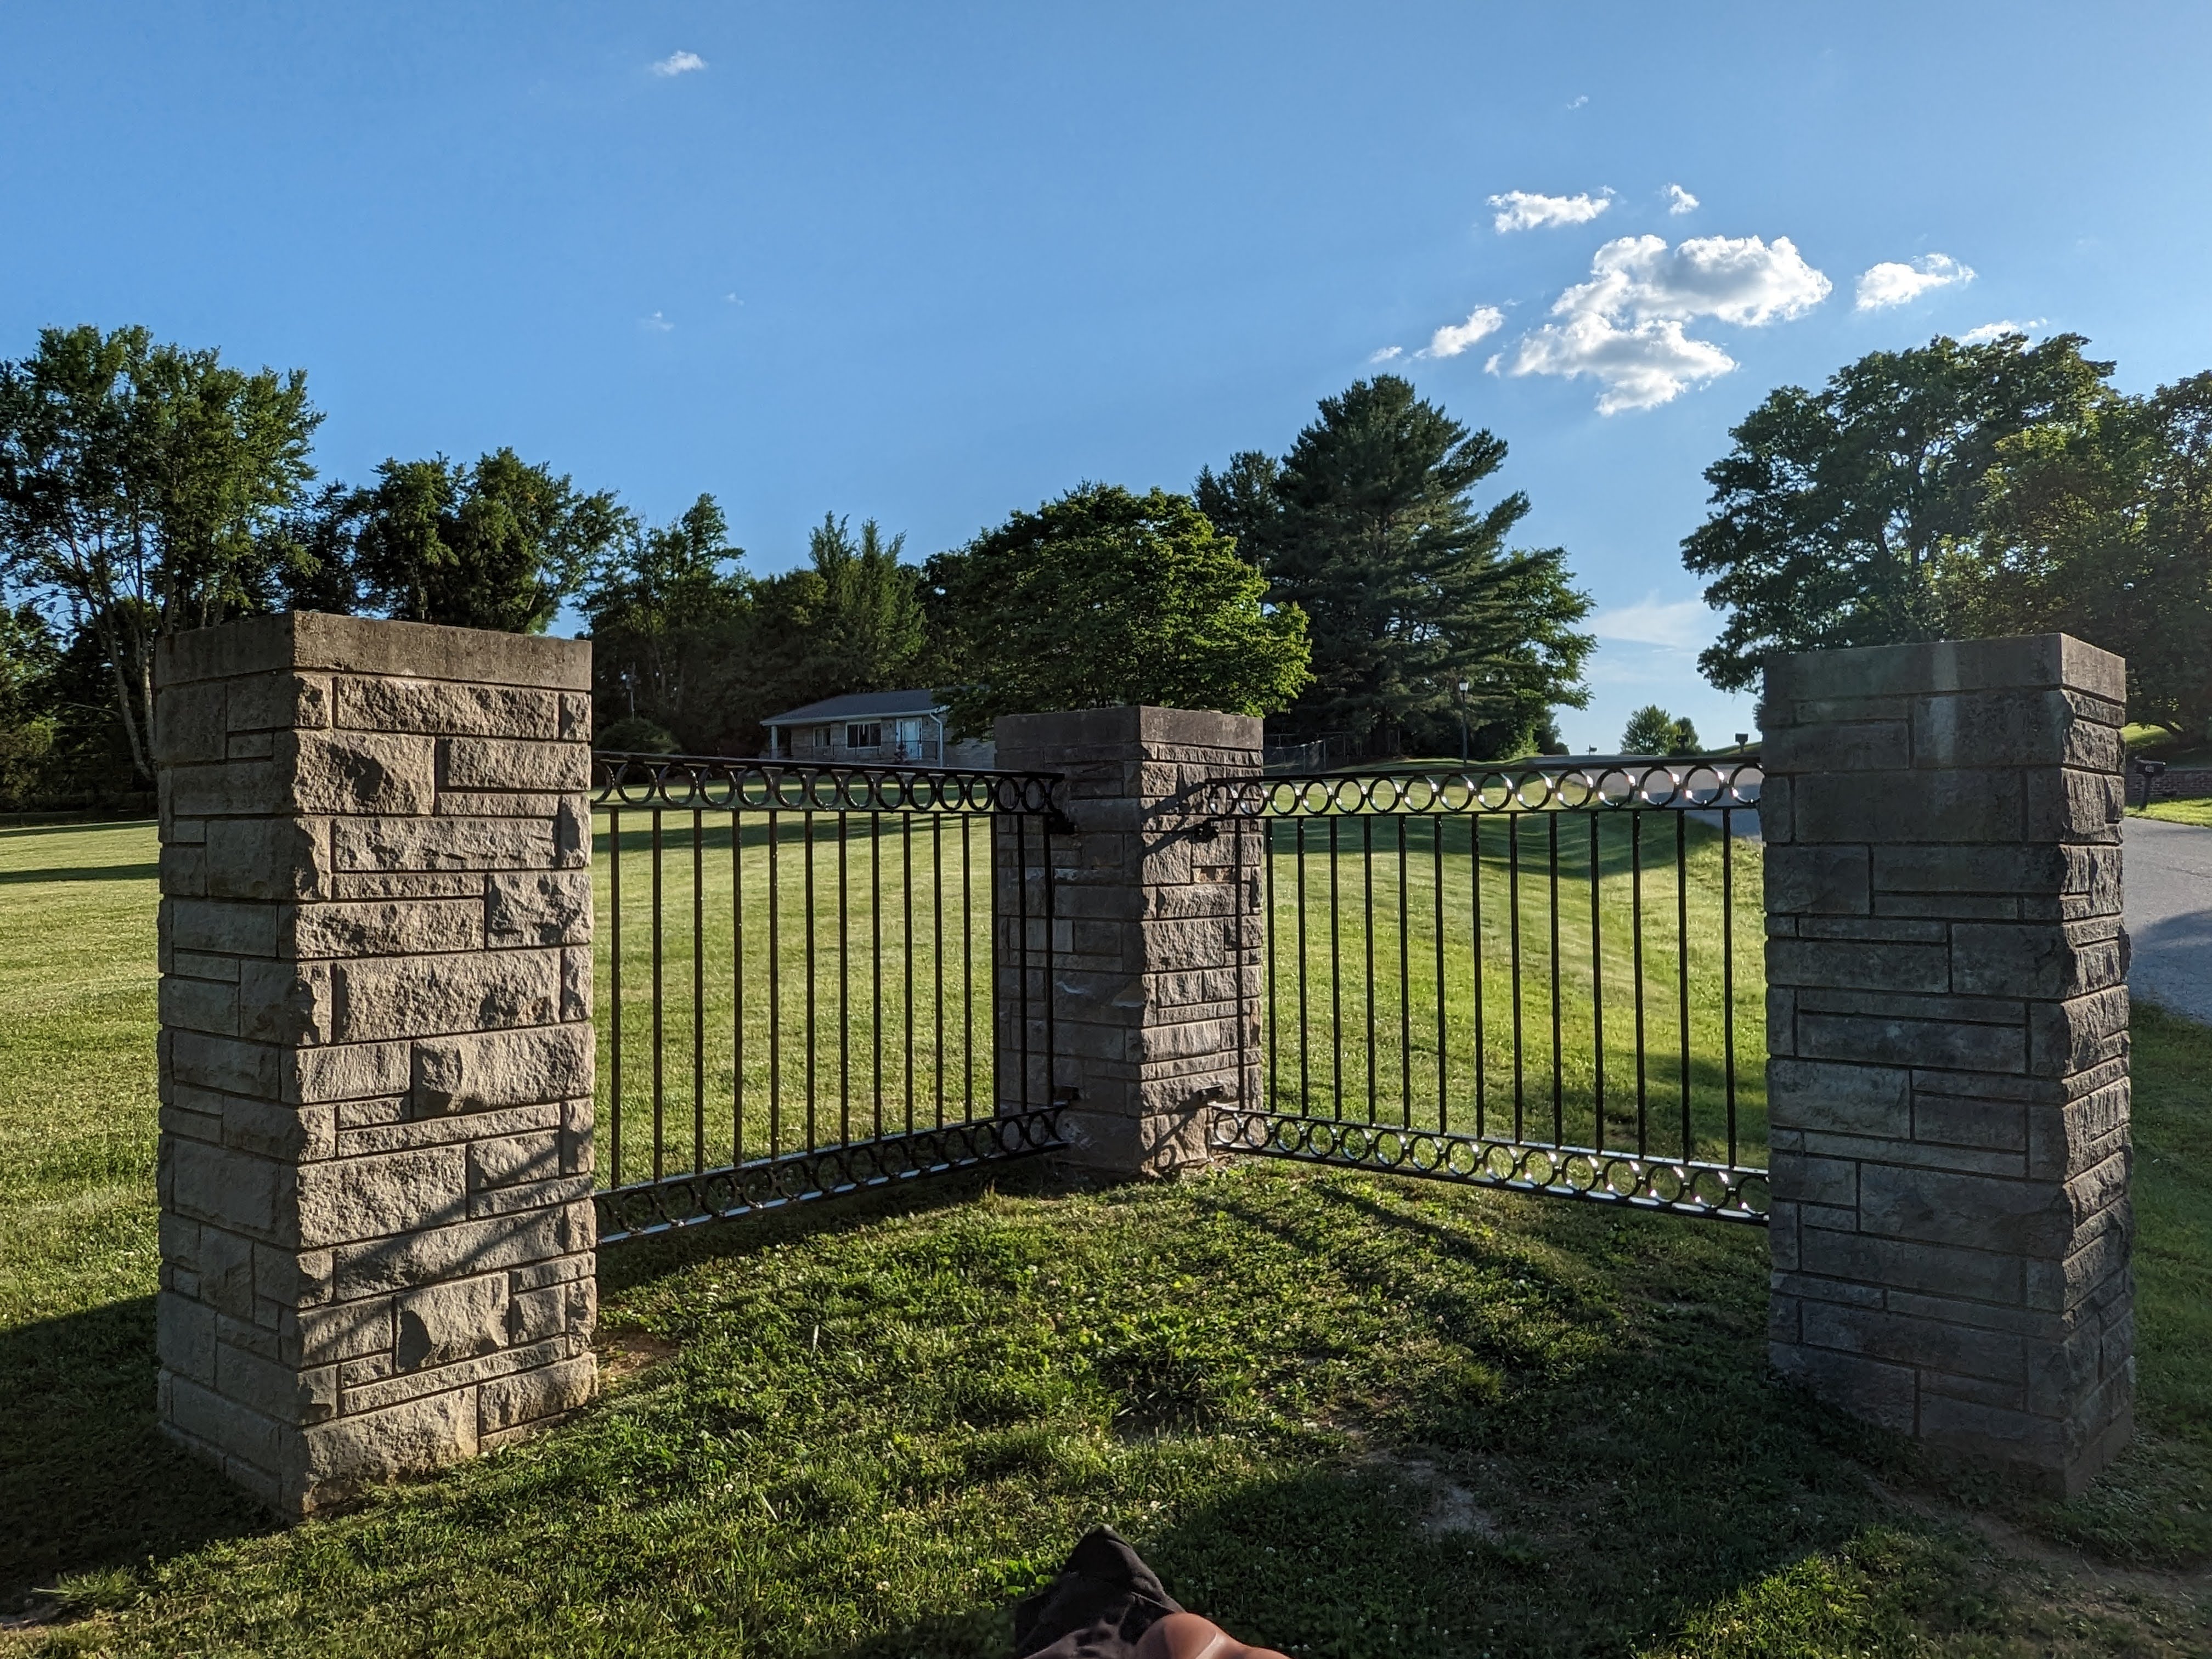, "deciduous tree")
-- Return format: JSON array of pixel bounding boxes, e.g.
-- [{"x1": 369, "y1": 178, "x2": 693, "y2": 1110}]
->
[
  {"x1": 0, "y1": 325, "x2": 321, "y2": 780},
  {"x1": 1681, "y1": 333, "x2": 2117, "y2": 691},
  {"x1": 924, "y1": 484, "x2": 1310, "y2": 732}
]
